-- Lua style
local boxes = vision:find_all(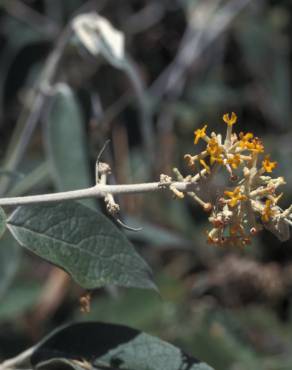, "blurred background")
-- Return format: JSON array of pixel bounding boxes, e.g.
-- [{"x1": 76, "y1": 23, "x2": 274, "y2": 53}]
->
[{"x1": 1, "y1": 1, "x2": 292, "y2": 369}]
